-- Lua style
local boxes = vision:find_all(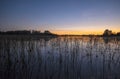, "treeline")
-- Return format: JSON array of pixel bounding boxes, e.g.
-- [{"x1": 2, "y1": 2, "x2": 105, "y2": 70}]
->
[
  {"x1": 0, "y1": 29, "x2": 119, "y2": 36},
  {"x1": 0, "y1": 30, "x2": 57, "y2": 36},
  {"x1": 103, "y1": 29, "x2": 120, "y2": 36}
]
